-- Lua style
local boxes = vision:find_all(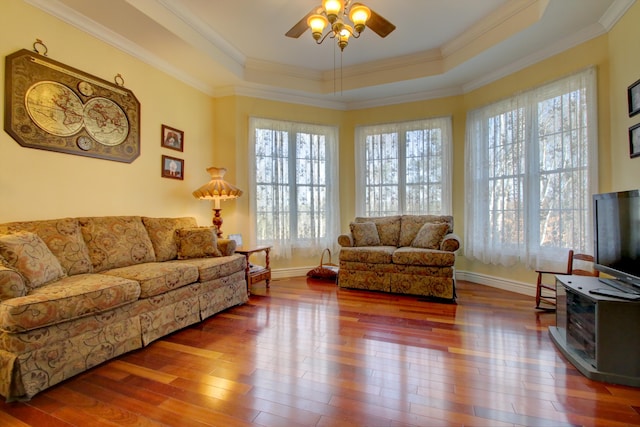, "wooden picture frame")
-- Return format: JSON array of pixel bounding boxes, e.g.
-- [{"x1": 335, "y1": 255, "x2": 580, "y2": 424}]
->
[
  {"x1": 161, "y1": 124, "x2": 184, "y2": 151},
  {"x1": 630, "y1": 123, "x2": 640, "y2": 158},
  {"x1": 4, "y1": 49, "x2": 140, "y2": 163},
  {"x1": 628, "y1": 78, "x2": 640, "y2": 117},
  {"x1": 161, "y1": 155, "x2": 184, "y2": 180}
]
